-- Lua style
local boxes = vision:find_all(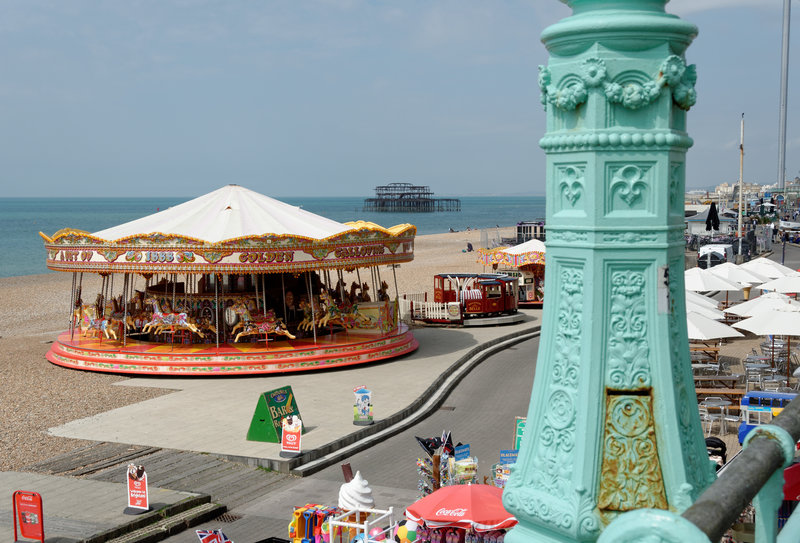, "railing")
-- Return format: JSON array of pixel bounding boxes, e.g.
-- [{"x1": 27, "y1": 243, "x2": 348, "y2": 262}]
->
[
  {"x1": 600, "y1": 397, "x2": 800, "y2": 542},
  {"x1": 397, "y1": 298, "x2": 460, "y2": 323}
]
